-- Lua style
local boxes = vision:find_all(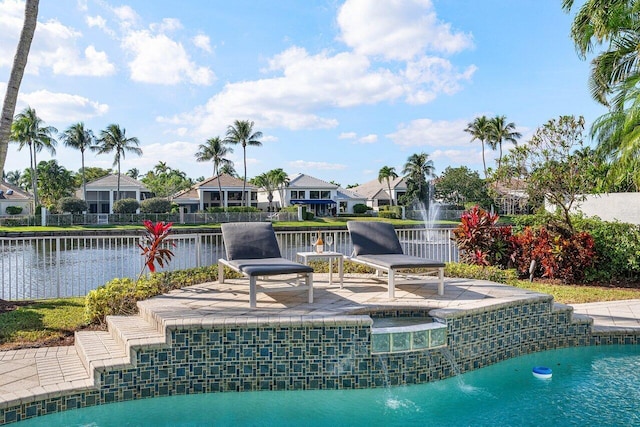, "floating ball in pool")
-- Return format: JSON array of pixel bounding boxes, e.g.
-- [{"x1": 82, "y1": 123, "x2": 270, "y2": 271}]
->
[{"x1": 532, "y1": 366, "x2": 552, "y2": 379}]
